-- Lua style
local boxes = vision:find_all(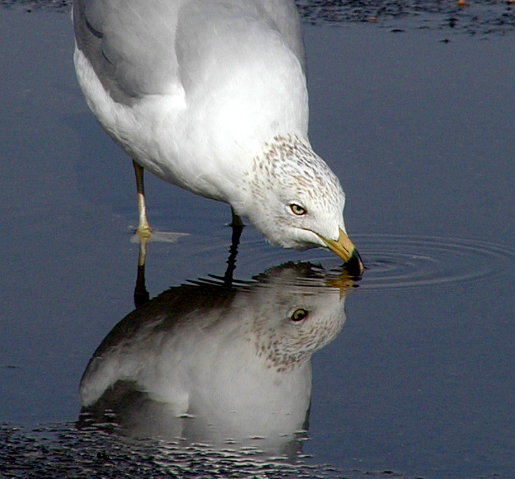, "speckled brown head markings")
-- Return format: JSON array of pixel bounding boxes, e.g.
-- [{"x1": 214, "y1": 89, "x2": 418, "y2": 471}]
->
[
  {"x1": 249, "y1": 305, "x2": 345, "y2": 373},
  {"x1": 251, "y1": 134, "x2": 343, "y2": 210}
]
